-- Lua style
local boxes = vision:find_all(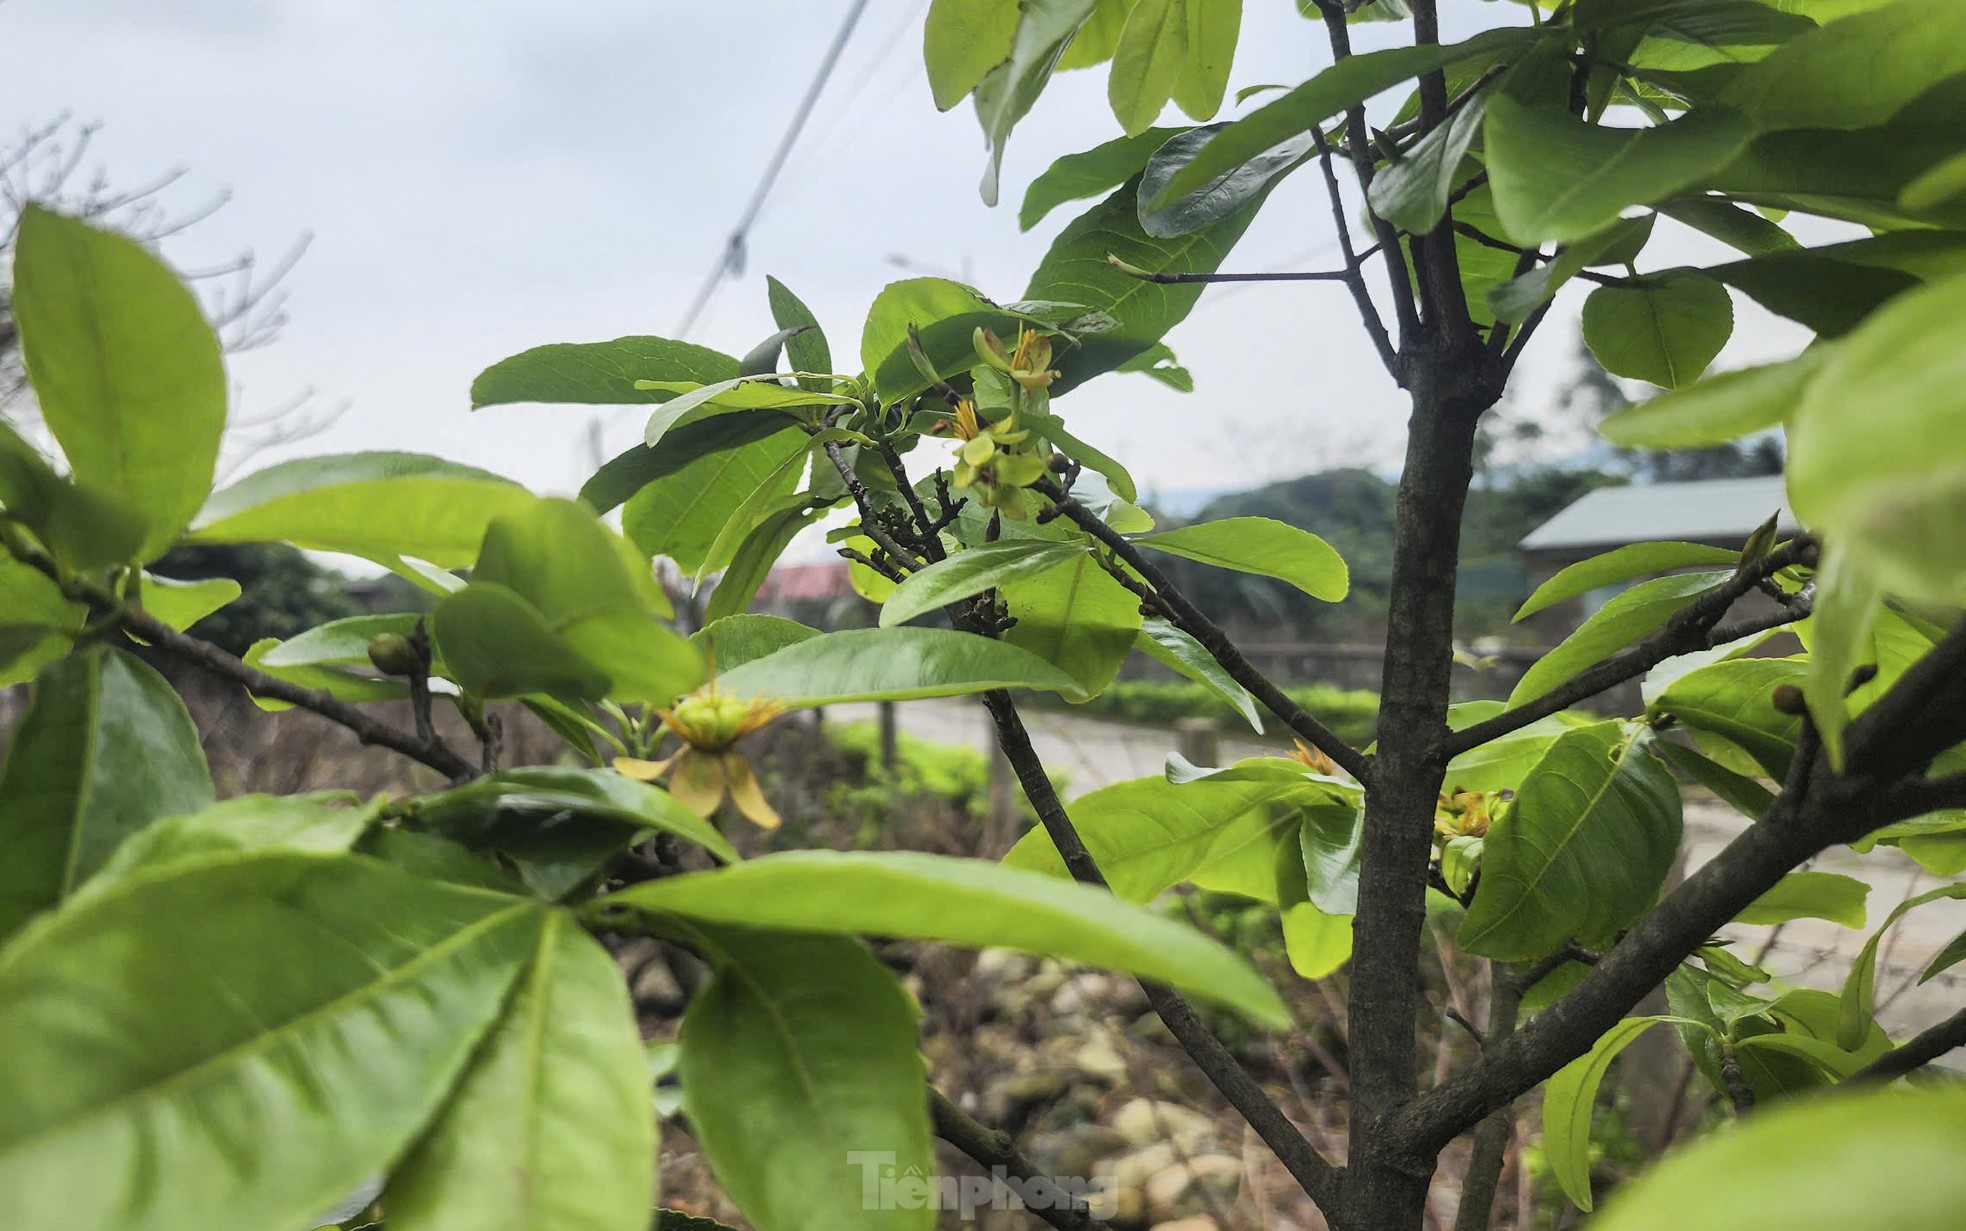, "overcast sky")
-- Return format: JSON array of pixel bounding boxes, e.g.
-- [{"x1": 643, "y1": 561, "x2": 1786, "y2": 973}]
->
[{"x1": 2, "y1": 0, "x2": 1814, "y2": 515}]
